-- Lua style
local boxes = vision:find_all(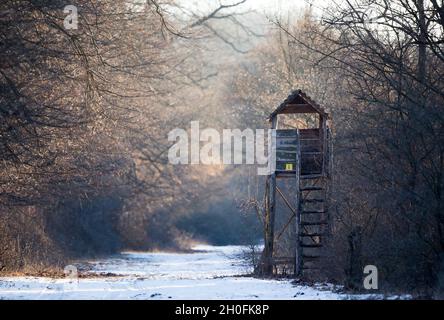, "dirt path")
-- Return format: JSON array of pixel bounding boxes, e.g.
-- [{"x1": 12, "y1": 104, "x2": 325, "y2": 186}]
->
[{"x1": 0, "y1": 245, "x2": 375, "y2": 300}]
